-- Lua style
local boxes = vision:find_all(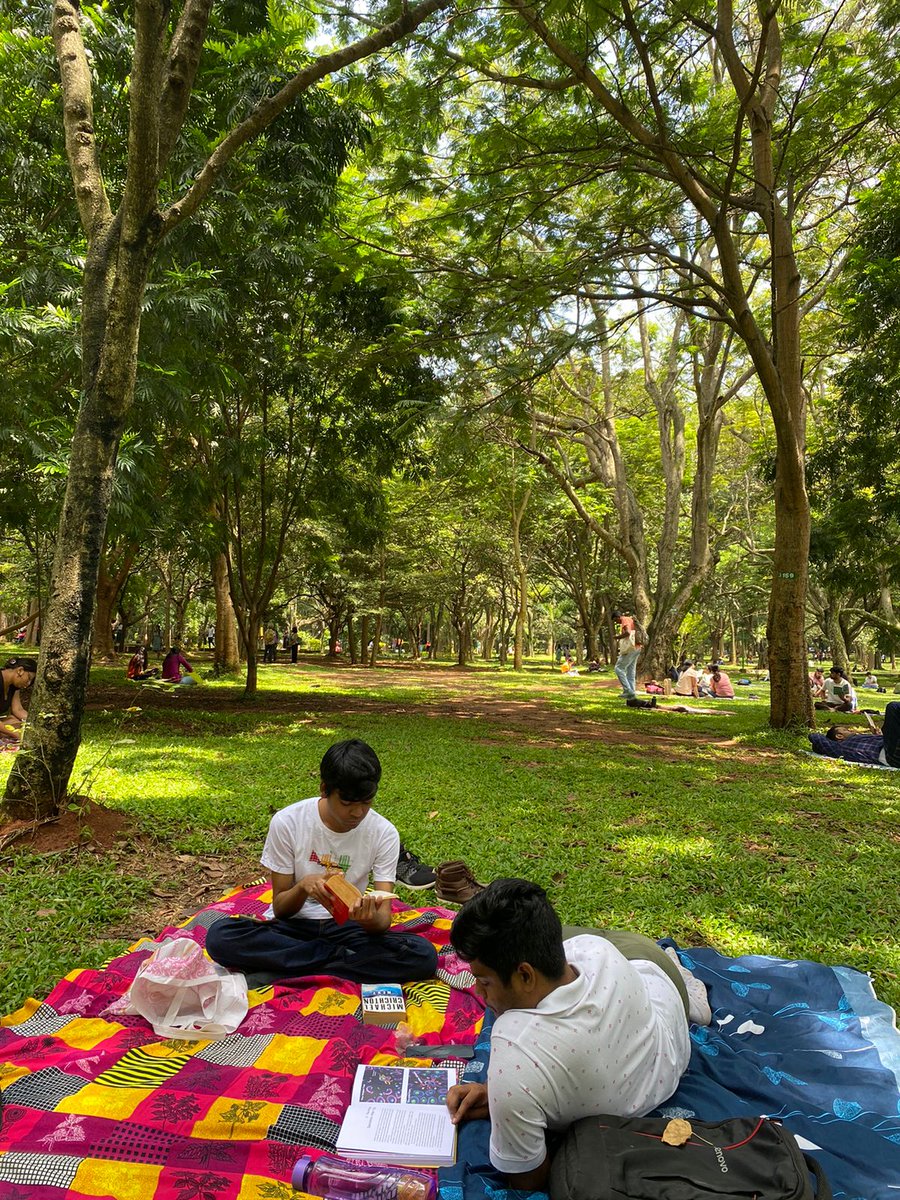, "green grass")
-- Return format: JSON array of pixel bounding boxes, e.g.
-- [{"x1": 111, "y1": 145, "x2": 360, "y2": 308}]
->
[{"x1": 2, "y1": 655, "x2": 899, "y2": 1015}]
